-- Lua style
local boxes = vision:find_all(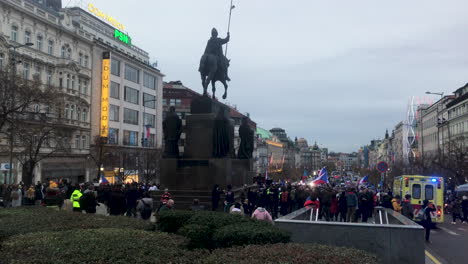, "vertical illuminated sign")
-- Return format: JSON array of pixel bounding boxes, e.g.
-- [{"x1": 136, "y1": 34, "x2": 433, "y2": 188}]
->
[{"x1": 100, "y1": 52, "x2": 110, "y2": 138}]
